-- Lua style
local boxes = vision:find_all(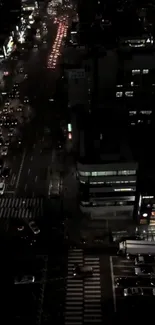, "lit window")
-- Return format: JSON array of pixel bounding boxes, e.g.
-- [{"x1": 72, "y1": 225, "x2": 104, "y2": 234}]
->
[
  {"x1": 129, "y1": 111, "x2": 136, "y2": 115},
  {"x1": 132, "y1": 69, "x2": 140, "y2": 75},
  {"x1": 116, "y1": 92, "x2": 123, "y2": 97},
  {"x1": 140, "y1": 110, "x2": 152, "y2": 115},
  {"x1": 79, "y1": 171, "x2": 90, "y2": 176},
  {"x1": 92, "y1": 172, "x2": 98, "y2": 176},
  {"x1": 116, "y1": 85, "x2": 123, "y2": 88},
  {"x1": 125, "y1": 91, "x2": 133, "y2": 97},
  {"x1": 143, "y1": 69, "x2": 149, "y2": 74},
  {"x1": 114, "y1": 188, "x2": 134, "y2": 192},
  {"x1": 118, "y1": 170, "x2": 136, "y2": 176},
  {"x1": 131, "y1": 82, "x2": 134, "y2": 86},
  {"x1": 91, "y1": 171, "x2": 117, "y2": 176}
]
